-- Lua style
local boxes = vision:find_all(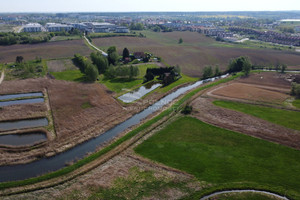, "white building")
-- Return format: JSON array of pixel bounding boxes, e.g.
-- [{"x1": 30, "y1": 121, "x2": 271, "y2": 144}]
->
[
  {"x1": 115, "y1": 26, "x2": 130, "y2": 33},
  {"x1": 46, "y1": 23, "x2": 73, "y2": 32},
  {"x1": 23, "y1": 23, "x2": 42, "y2": 32}
]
